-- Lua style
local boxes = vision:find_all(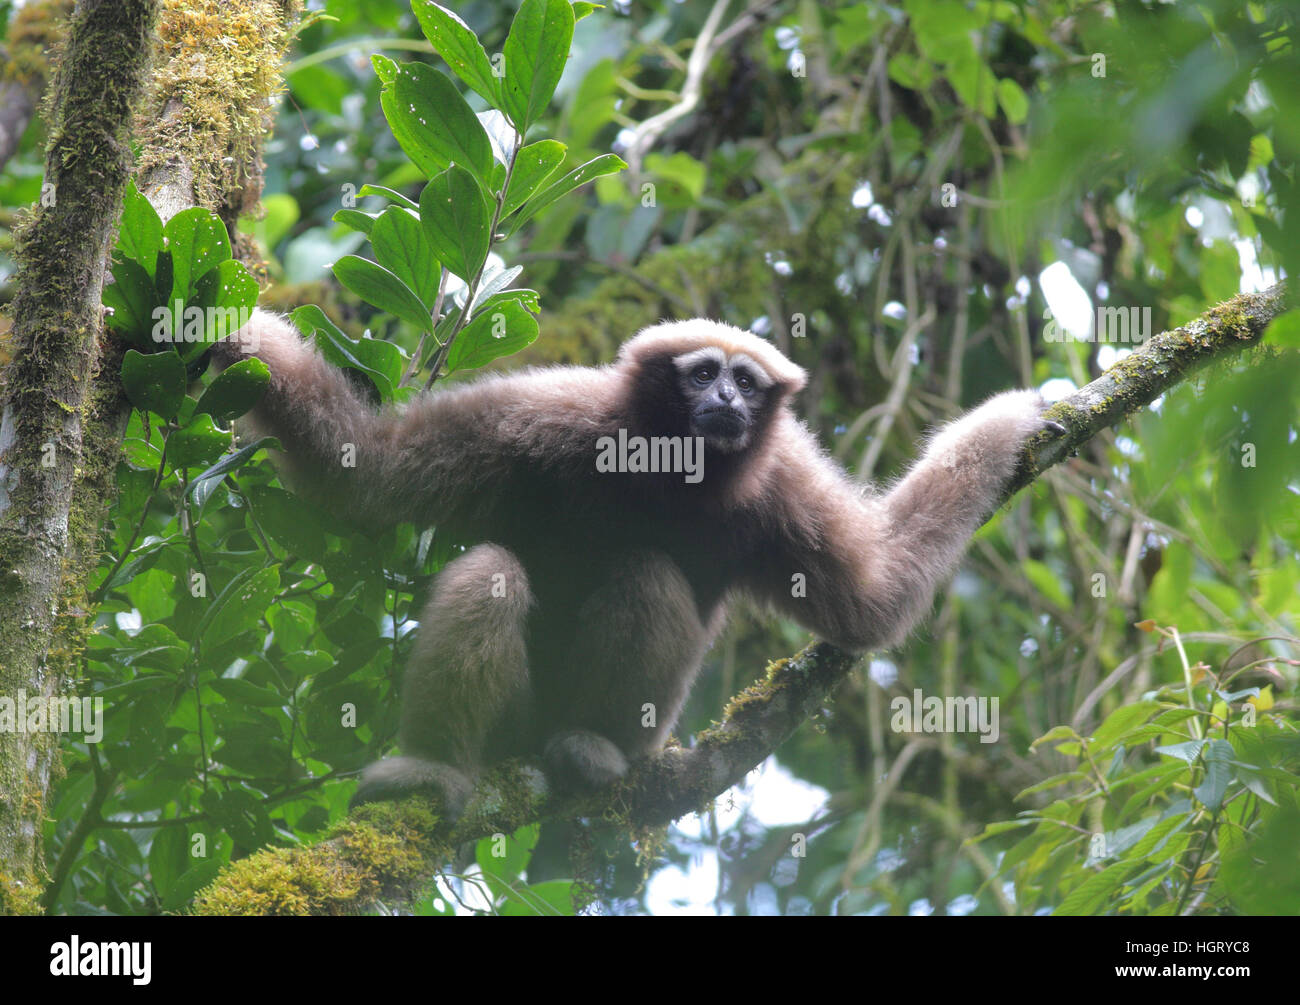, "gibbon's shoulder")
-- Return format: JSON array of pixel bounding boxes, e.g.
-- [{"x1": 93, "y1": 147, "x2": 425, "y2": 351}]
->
[
  {"x1": 392, "y1": 360, "x2": 623, "y2": 461},
  {"x1": 618, "y1": 319, "x2": 808, "y2": 392}
]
